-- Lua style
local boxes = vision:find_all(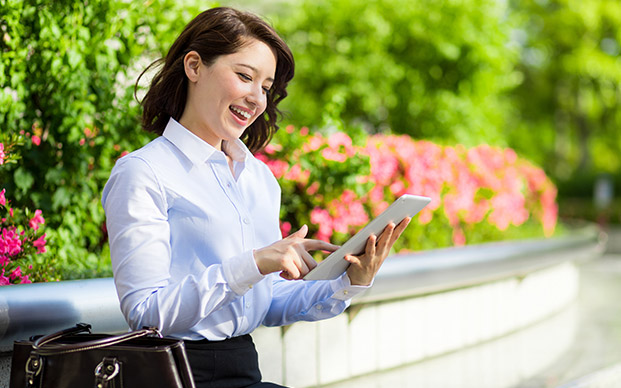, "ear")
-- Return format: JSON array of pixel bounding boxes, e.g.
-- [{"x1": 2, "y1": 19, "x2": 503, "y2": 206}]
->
[{"x1": 183, "y1": 51, "x2": 202, "y2": 82}]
